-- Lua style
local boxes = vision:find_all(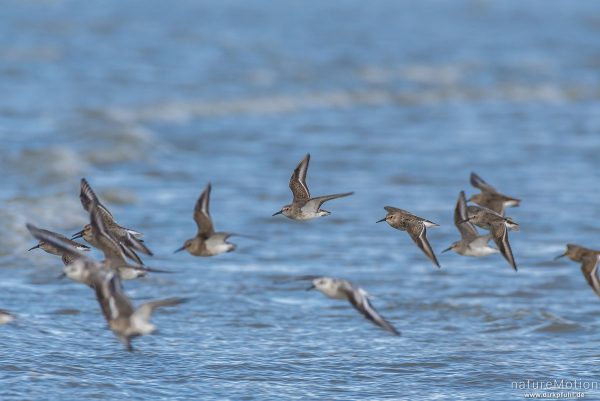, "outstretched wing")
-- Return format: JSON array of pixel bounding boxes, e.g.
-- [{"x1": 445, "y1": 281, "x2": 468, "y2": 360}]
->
[
  {"x1": 94, "y1": 269, "x2": 134, "y2": 322},
  {"x1": 407, "y1": 223, "x2": 440, "y2": 268},
  {"x1": 491, "y1": 223, "x2": 517, "y2": 271},
  {"x1": 89, "y1": 200, "x2": 132, "y2": 265},
  {"x1": 122, "y1": 232, "x2": 153, "y2": 257},
  {"x1": 580, "y1": 255, "x2": 600, "y2": 298},
  {"x1": 344, "y1": 287, "x2": 400, "y2": 335},
  {"x1": 80, "y1": 178, "x2": 114, "y2": 220},
  {"x1": 193, "y1": 183, "x2": 214, "y2": 236},
  {"x1": 289, "y1": 154, "x2": 311, "y2": 203},
  {"x1": 470, "y1": 172, "x2": 497, "y2": 193},
  {"x1": 133, "y1": 298, "x2": 186, "y2": 323},
  {"x1": 455, "y1": 191, "x2": 478, "y2": 240},
  {"x1": 302, "y1": 192, "x2": 353, "y2": 212}
]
